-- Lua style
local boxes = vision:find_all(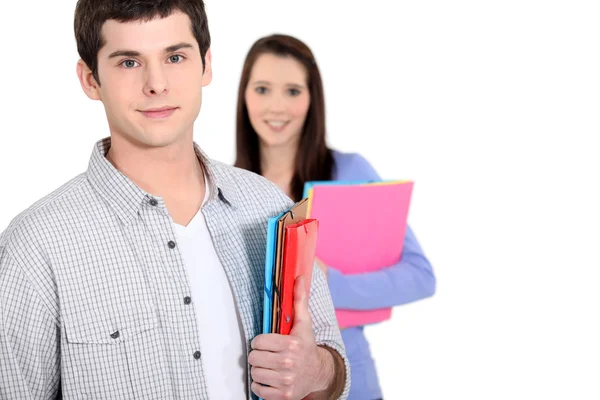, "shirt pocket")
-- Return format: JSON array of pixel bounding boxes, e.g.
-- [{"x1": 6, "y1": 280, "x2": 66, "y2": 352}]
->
[{"x1": 64, "y1": 310, "x2": 168, "y2": 399}]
